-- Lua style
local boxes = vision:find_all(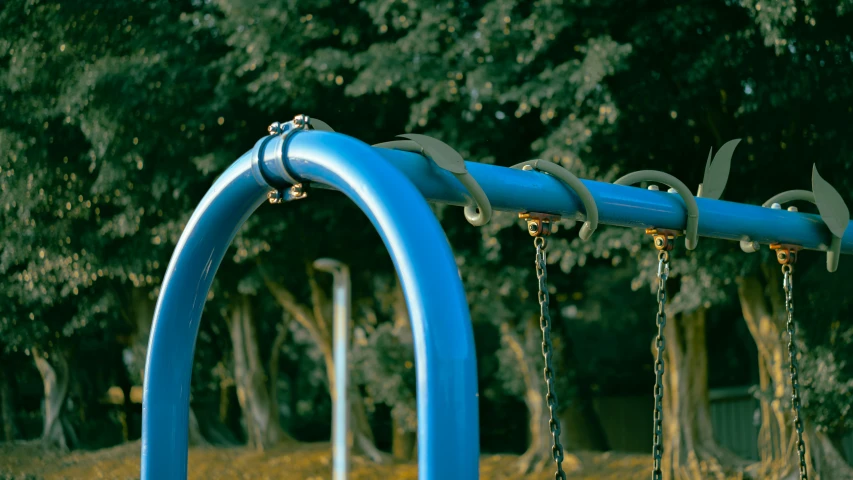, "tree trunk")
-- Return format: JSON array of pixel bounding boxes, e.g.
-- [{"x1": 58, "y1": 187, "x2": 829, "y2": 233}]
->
[
  {"x1": 128, "y1": 288, "x2": 207, "y2": 446},
  {"x1": 129, "y1": 287, "x2": 155, "y2": 384},
  {"x1": 503, "y1": 318, "x2": 581, "y2": 475},
  {"x1": 32, "y1": 348, "x2": 72, "y2": 451},
  {"x1": 263, "y1": 269, "x2": 389, "y2": 464},
  {"x1": 737, "y1": 272, "x2": 853, "y2": 479},
  {"x1": 0, "y1": 366, "x2": 17, "y2": 442},
  {"x1": 268, "y1": 315, "x2": 292, "y2": 434},
  {"x1": 659, "y1": 308, "x2": 746, "y2": 480},
  {"x1": 558, "y1": 312, "x2": 610, "y2": 453},
  {"x1": 805, "y1": 424, "x2": 853, "y2": 479},
  {"x1": 389, "y1": 282, "x2": 417, "y2": 462},
  {"x1": 227, "y1": 294, "x2": 291, "y2": 450},
  {"x1": 391, "y1": 416, "x2": 417, "y2": 461}
]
